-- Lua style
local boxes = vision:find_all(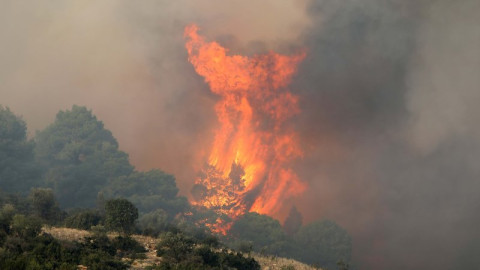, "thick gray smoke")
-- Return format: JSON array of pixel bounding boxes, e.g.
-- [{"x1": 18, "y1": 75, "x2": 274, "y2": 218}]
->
[
  {"x1": 1, "y1": 0, "x2": 479, "y2": 269},
  {"x1": 291, "y1": 0, "x2": 480, "y2": 269}
]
